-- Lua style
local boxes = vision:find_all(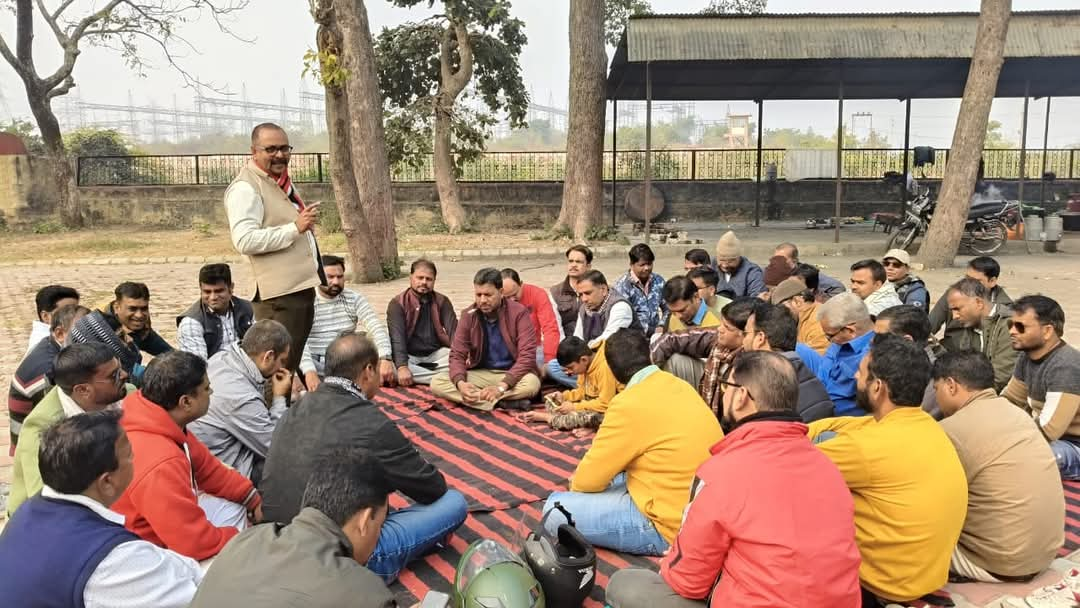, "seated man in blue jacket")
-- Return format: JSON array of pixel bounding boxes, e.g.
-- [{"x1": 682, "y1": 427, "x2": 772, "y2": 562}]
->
[
  {"x1": 796, "y1": 293, "x2": 874, "y2": 416},
  {"x1": 259, "y1": 333, "x2": 467, "y2": 583},
  {"x1": 713, "y1": 231, "x2": 766, "y2": 298}
]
